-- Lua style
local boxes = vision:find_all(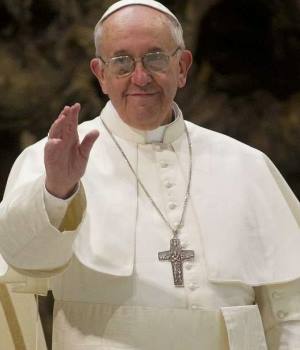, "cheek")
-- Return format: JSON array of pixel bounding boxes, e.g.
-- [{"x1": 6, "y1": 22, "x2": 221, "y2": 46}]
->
[
  {"x1": 104, "y1": 79, "x2": 126, "y2": 101},
  {"x1": 162, "y1": 76, "x2": 179, "y2": 100},
  {"x1": 164, "y1": 68, "x2": 181, "y2": 94}
]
